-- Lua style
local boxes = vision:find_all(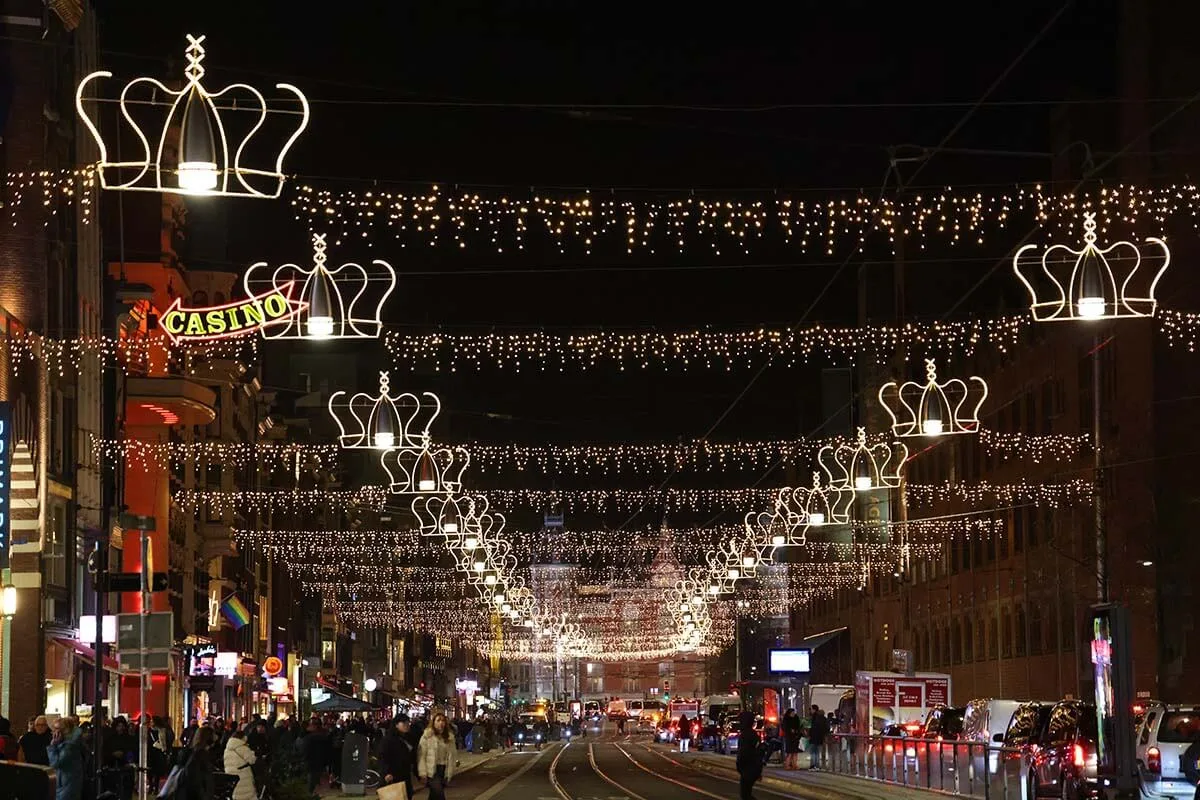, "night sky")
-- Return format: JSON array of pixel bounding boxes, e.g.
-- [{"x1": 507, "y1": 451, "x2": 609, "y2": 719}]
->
[{"x1": 91, "y1": 1, "x2": 1133, "y2": 530}]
